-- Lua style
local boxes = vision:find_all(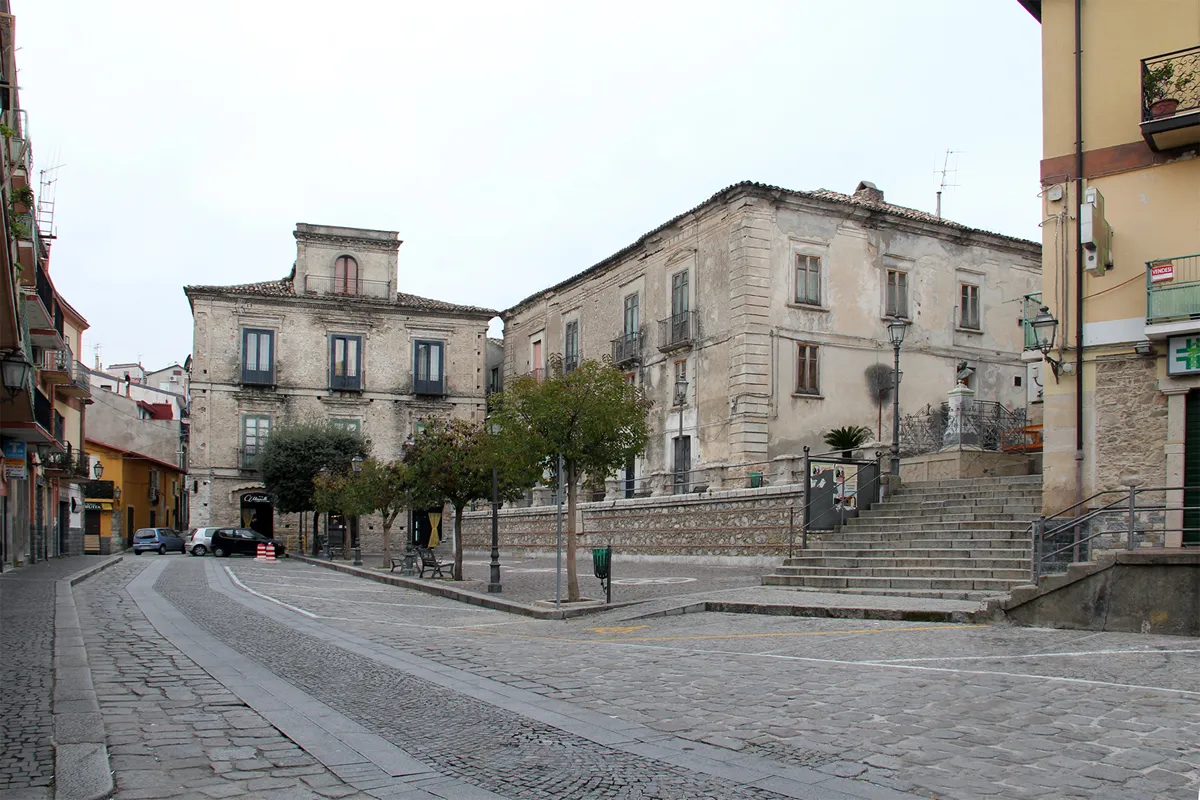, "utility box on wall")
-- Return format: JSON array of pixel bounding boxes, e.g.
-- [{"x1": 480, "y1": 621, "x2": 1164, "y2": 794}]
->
[{"x1": 1081, "y1": 186, "x2": 1114, "y2": 277}]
